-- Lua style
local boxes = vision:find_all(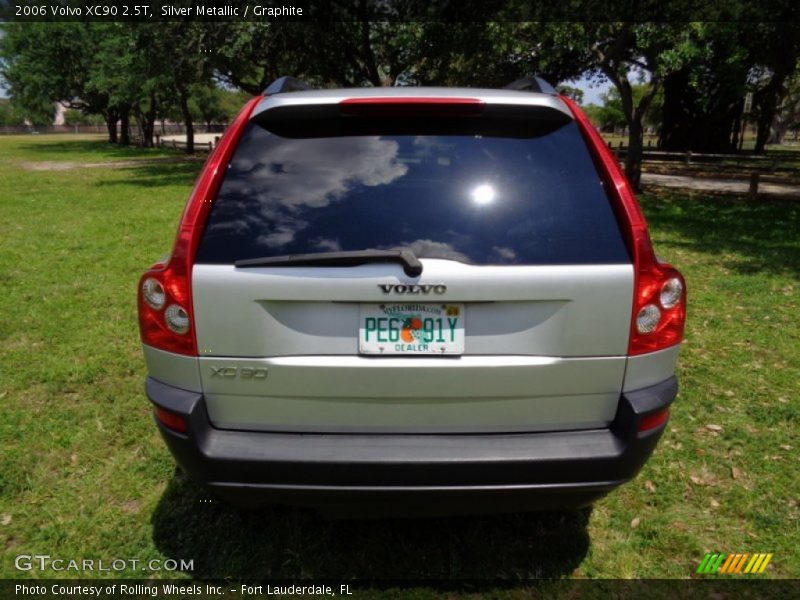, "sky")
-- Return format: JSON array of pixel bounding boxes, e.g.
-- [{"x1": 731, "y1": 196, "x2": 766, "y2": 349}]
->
[{"x1": 567, "y1": 72, "x2": 613, "y2": 106}]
